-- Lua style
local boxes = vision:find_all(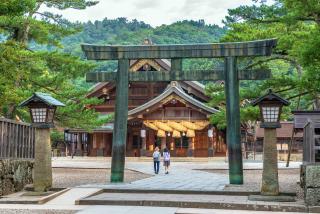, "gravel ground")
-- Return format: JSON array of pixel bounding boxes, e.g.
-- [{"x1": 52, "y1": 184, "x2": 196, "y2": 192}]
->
[
  {"x1": 52, "y1": 168, "x2": 151, "y2": 188},
  {"x1": 201, "y1": 169, "x2": 301, "y2": 194}
]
